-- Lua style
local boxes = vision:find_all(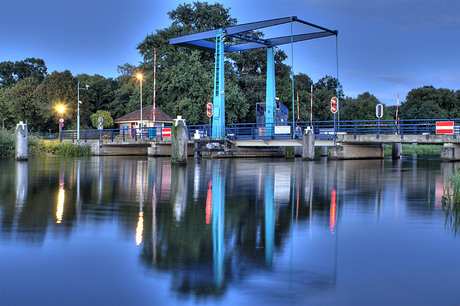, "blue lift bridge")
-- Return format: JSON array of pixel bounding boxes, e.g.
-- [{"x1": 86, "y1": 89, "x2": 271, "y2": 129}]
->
[{"x1": 170, "y1": 16, "x2": 338, "y2": 138}]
